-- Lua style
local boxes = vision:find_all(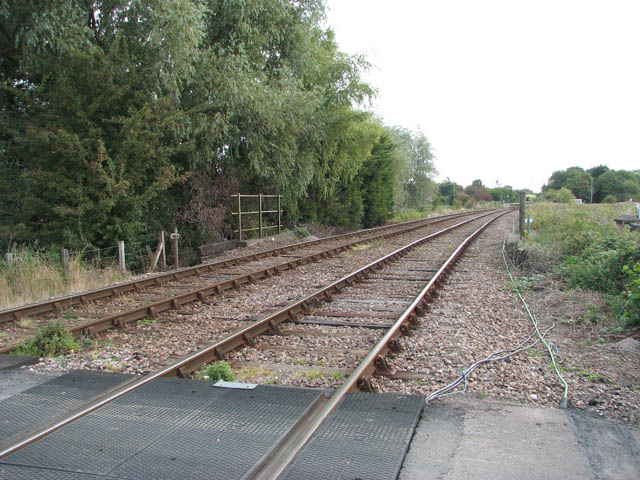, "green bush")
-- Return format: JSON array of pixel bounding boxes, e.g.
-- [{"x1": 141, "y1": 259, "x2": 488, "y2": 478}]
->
[
  {"x1": 559, "y1": 235, "x2": 640, "y2": 294},
  {"x1": 620, "y1": 263, "x2": 640, "y2": 325},
  {"x1": 294, "y1": 226, "x2": 311, "y2": 238},
  {"x1": 202, "y1": 361, "x2": 234, "y2": 382},
  {"x1": 539, "y1": 187, "x2": 575, "y2": 203},
  {"x1": 14, "y1": 319, "x2": 80, "y2": 357}
]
